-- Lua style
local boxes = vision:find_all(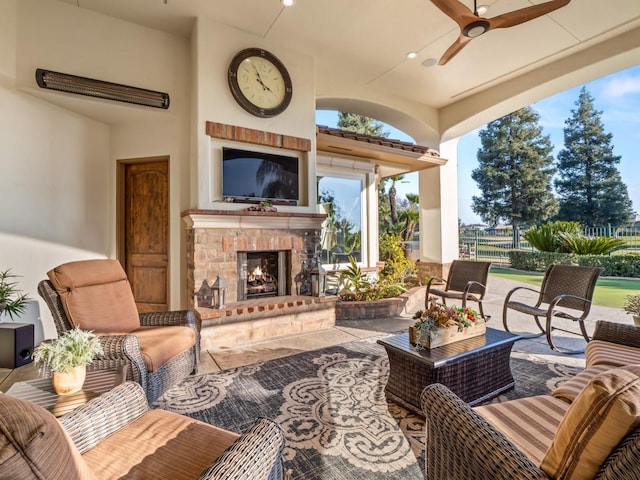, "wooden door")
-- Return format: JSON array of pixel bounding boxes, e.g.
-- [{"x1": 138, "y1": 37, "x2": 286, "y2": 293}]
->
[{"x1": 121, "y1": 159, "x2": 169, "y2": 312}]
